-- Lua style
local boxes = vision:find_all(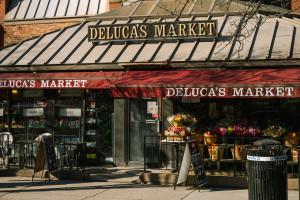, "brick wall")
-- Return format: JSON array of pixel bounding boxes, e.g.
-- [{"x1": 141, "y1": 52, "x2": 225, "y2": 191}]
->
[
  {"x1": 3, "y1": 0, "x2": 122, "y2": 47},
  {"x1": 4, "y1": 20, "x2": 80, "y2": 46},
  {"x1": 0, "y1": 0, "x2": 8, "y2": 48},
  {"x1": 109, "y1": 2, "x2": 122, "y2": 10},
  {"x1": 292, "y1": 0, "x2": 300, "y2": 12}
]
